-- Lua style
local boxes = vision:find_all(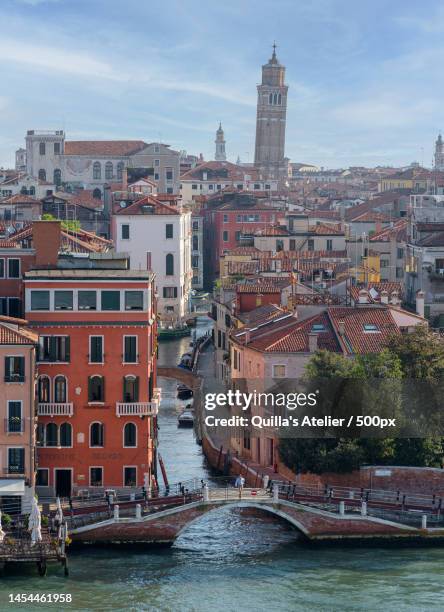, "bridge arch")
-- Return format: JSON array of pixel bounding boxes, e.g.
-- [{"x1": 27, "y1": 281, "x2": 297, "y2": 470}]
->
[
  {"x1": 174, "y1": 501, "x2": 310, "y2": 539},
  {"x1": 157, "y1": 366, "x2": 201, "y2": 390}
]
